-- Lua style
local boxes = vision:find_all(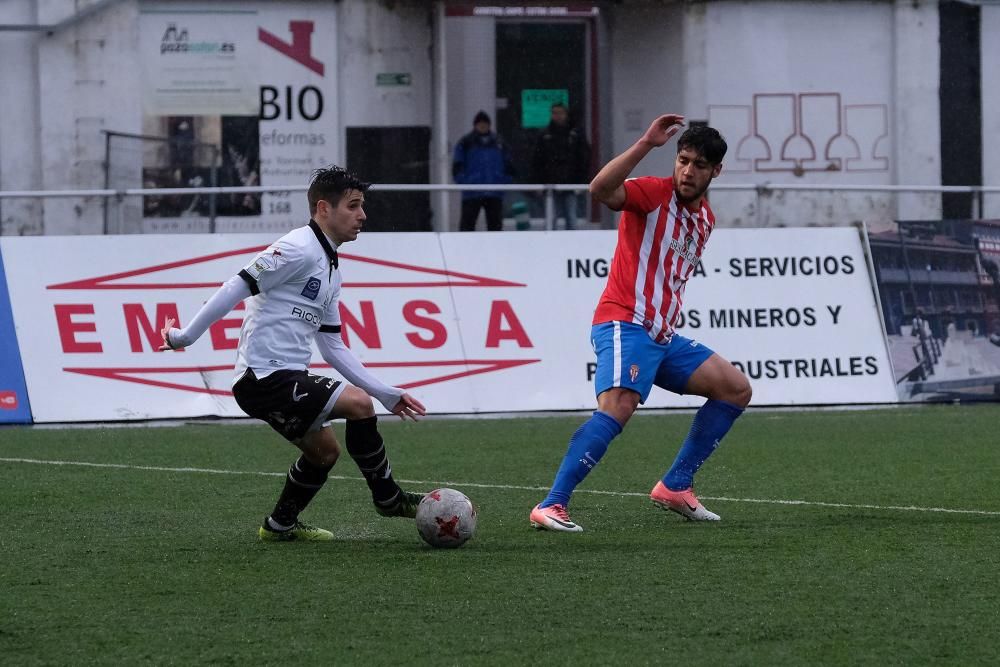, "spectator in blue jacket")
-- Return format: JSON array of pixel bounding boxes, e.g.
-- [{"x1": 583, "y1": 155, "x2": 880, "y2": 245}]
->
[{"x1": 452, "y1": 111, "x2": 515, "y2": 231}]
